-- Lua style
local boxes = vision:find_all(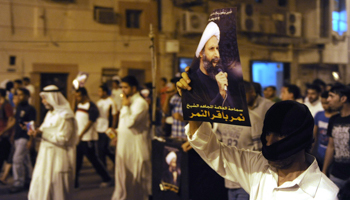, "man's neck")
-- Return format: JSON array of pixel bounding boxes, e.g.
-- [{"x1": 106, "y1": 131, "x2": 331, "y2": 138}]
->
[
  {"x1": 277, "y1": 152, "x2": 309, "y2": 186},
  {"x1": 101, "y1": 95, "x2": 108, "y2": 100},
  {"x1": 325, "y1": 110, "x2": 338, "y2": 118},
  {"x1": 340, "y1": 103, "x2": 350, "y2": 117}
]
